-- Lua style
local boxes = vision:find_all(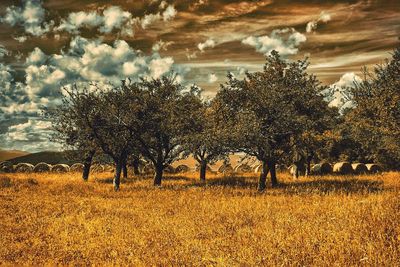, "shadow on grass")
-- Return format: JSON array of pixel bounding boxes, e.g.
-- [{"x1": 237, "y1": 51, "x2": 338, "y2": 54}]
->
[
  {"x1": 93, "y1": 174, "x2": 385, "y2": 196},
  {"x1": 276, "y1": 178, "x2": 384, "y2": 195},
  {"x1": 161, "y1": 176, "x2": 385, "y2": 196},
  {"x1": 94, "y1": 174, "x2": 193, "y2": 185}
]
